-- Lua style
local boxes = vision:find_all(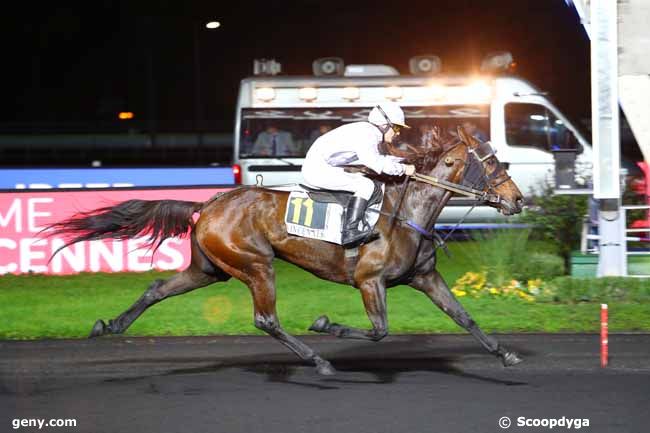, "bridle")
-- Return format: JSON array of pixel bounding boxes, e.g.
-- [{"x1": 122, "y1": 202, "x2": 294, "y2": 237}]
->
[
  {"x1": 375, "y1": 136, "x2": 514, "y2": 248},
  {"x1": 381, "y1": 137, "x2": 513, "y2": 253},
  {"x1": 411, "y1": 138, "x2": 511, "y2": 206}
]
